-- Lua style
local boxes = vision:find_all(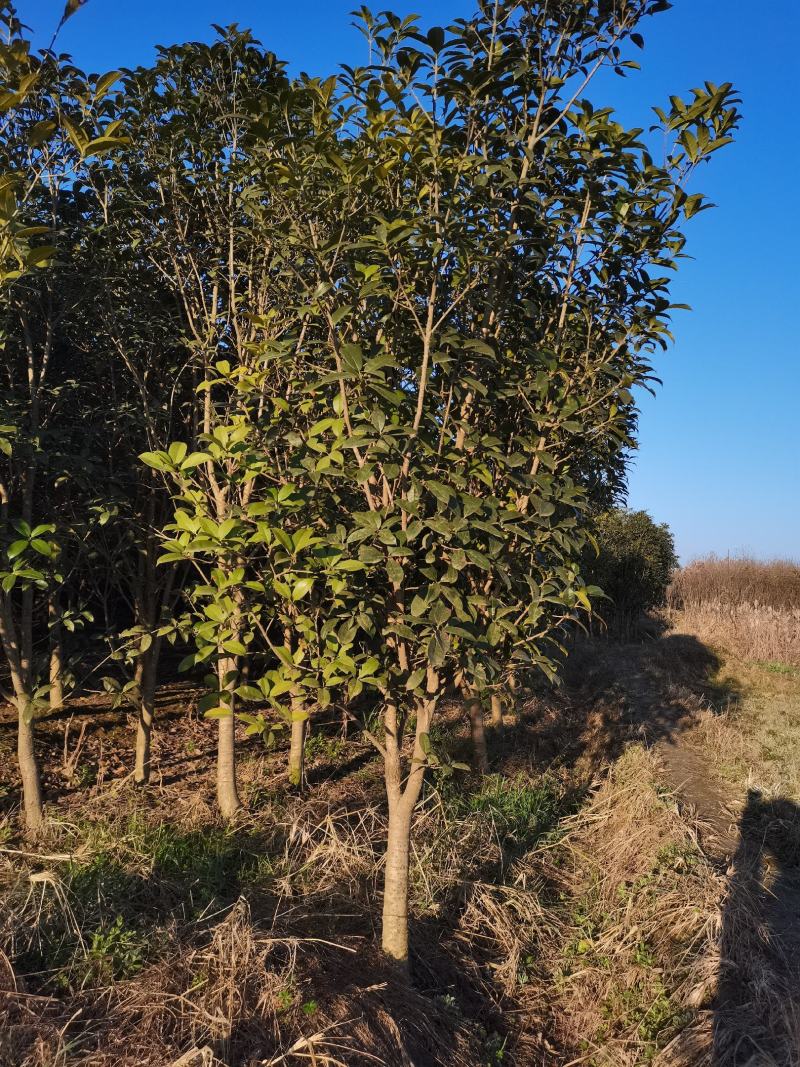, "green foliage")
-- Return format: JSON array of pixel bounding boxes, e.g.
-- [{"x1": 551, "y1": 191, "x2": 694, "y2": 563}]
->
[
  {"x1": 588, "y1": 509, "x2": 678, "y2": 633},
  {"x1": 0, "y1": 0, "x2": 739, "y2": 964},
  {"x1": 85, "y1": 916, "x2": 144, "y2": 983},
  {"x1": 446, "y1": 773, "x2": 565, "y2": 845}
]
